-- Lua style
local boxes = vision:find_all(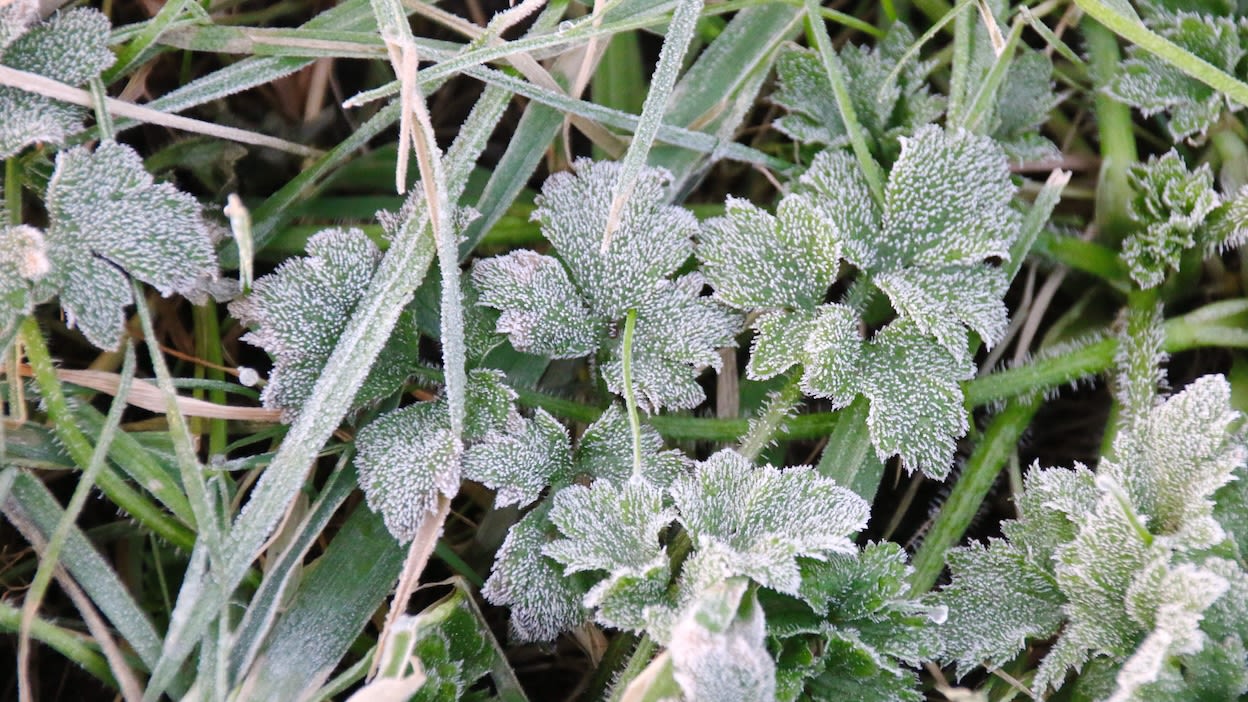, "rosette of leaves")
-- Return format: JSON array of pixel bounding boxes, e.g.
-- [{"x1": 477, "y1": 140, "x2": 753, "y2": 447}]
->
[
  {"x1": 939, "y1": 375, "x2": 1248, "y2": 699},
  {"x1": 760, "y1": 542, "x2": 945, "y2": 702},
  {"x1": 771, "y1": 25, "x2": 944, "y2": 163},
  {"x1": 472, "y1": 158, "x2": 741, "y2": 412},
  {"x1": 475, "y1": 404, "x2": 688, "y2": 641},
  {"x1": 229, "y1": 227, "x2": 423, "y2": 421},
  {"x1": 698, "y1": 126, "x2": 1021, "y2": 476},
  {"x1": 0, "y1": 4, "x2": 115, "y2": 158},
  {"x1": 1120, "y1": 150, "x2": 1248, "y2": 288},
  {"x1": 1106, "y1": 9, "x2": 1246, "y2": 143},
  {"x1": 2, "y1": 141, "x2": 218, "y2": 350}
]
